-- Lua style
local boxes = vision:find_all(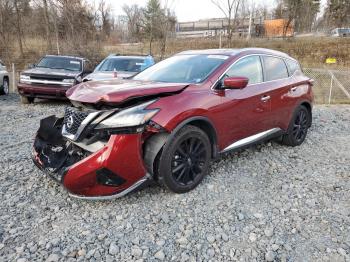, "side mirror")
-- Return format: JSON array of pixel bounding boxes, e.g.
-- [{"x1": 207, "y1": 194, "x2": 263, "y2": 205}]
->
[
  {"x1": 28, "y1": 63, "x2": 36, "y2": 69},
  {"x1": 223, "y1": 76, "x2": 249, "y2": 89}
]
